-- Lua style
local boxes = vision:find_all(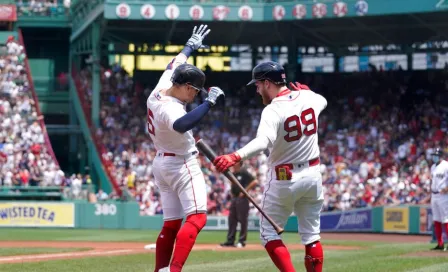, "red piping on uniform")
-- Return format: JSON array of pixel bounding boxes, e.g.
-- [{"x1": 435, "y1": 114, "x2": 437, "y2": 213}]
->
[
  {"x1": 275, "y1": 89, "x2": 292, "y2": 97},
  {"x1": 184, "y1": 159, "x2": 198, "y2": 214},
  {"x1": 260, "y1": 170, "x2": 274, "y2": 241},
  {"x1": 273, "y1": 92, "x2": 300, "y2": 103}
]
